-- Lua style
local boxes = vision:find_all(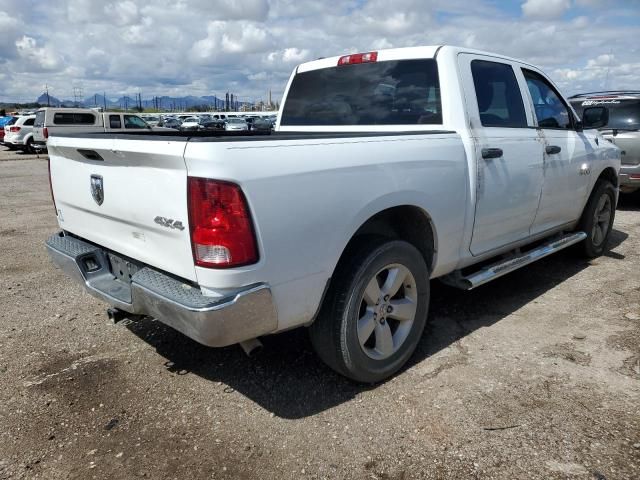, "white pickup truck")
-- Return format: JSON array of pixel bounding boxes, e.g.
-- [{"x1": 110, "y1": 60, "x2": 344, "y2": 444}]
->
[{"x1": 46, "y1": 46, "x2": 620, "y2": 382}]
